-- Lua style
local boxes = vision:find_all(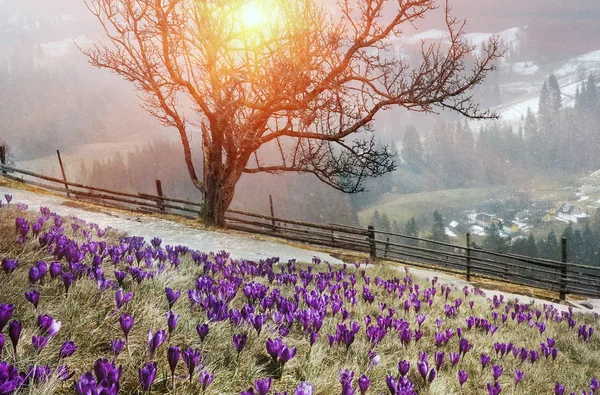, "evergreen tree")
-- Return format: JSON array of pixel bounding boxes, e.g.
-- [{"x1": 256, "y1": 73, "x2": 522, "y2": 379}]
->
[
  {"x1": 371, "y1": 210, "x2": 381, "y2": 228},
  {"x1": 524, "y1": 107, "x2": 539, "y2": 163},
  {"x1": 380, "y1": 213, "x2": 391, "y2": 232},
  {"x1": 430, "y1": 210, "x2": 449, "y2": 244},
  {"x1": 404, "y1": 217, "x2": 419, "y2": 246},
  {"x1": 544, "y1": 230, "x2": 561, "y2": 261},
  {"x1": 392, "y1": 220, "x2": 401, "y2": 235},
  {"x1": 538, "y1": 81, "x2": 551, "y2": 122},
  {"x1": 482, "y1": 224, "x2": 508, "y2": 253},
  {"x1": 581, "y1": 223, "x2": 596, "y2": 265},
  {"x1": 524, "y1": 234, "x2": 538, "y2": 258},
  {"x1": 547, "y1": 73, "x2": 562, "y2": 112},
  {"x1": 401, "y1": 125, "x2": 424, "y2": 173}
]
